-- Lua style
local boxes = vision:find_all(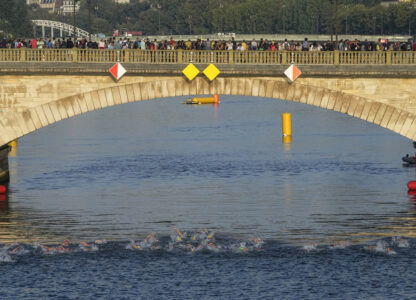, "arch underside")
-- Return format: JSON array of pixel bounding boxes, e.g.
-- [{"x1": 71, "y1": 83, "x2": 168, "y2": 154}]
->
[{"x1": 1, "y1": 77, "x2": 415, "y2": 146}]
